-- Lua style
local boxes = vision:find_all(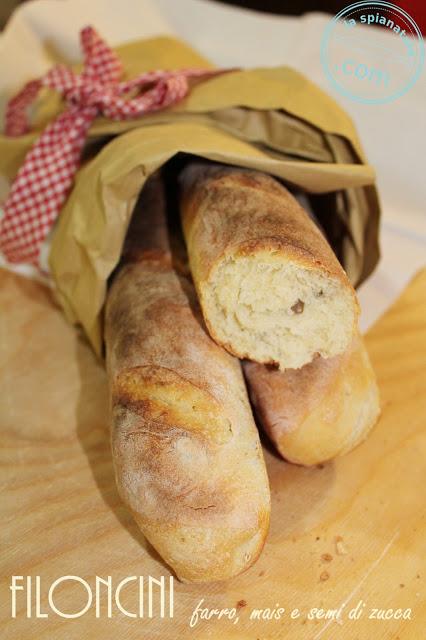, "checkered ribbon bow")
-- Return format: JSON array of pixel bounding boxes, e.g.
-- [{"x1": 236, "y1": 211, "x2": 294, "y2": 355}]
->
[{"x1": 0, "y1": 26, "x2": 227, "y2": 266}]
